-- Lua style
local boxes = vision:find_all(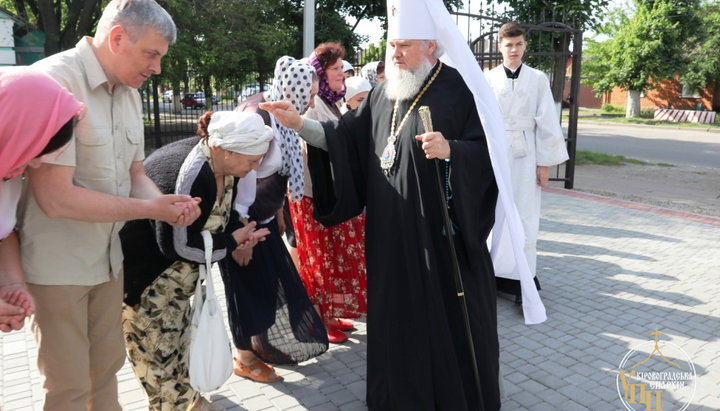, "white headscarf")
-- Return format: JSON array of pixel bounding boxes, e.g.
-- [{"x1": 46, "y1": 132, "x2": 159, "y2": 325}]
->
[
  {"x1": 345, "y1": 76, "x2": 372, "y2": 101},
  {"x1": 387, "y1": 0, "x2": 546, "y2": 324},
  {"x1": 207, "y1": 111, "x2": 273, "y2": 155},
  {"x1": 267, "y1": 56, "x2": 315, "y2": 201}
]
